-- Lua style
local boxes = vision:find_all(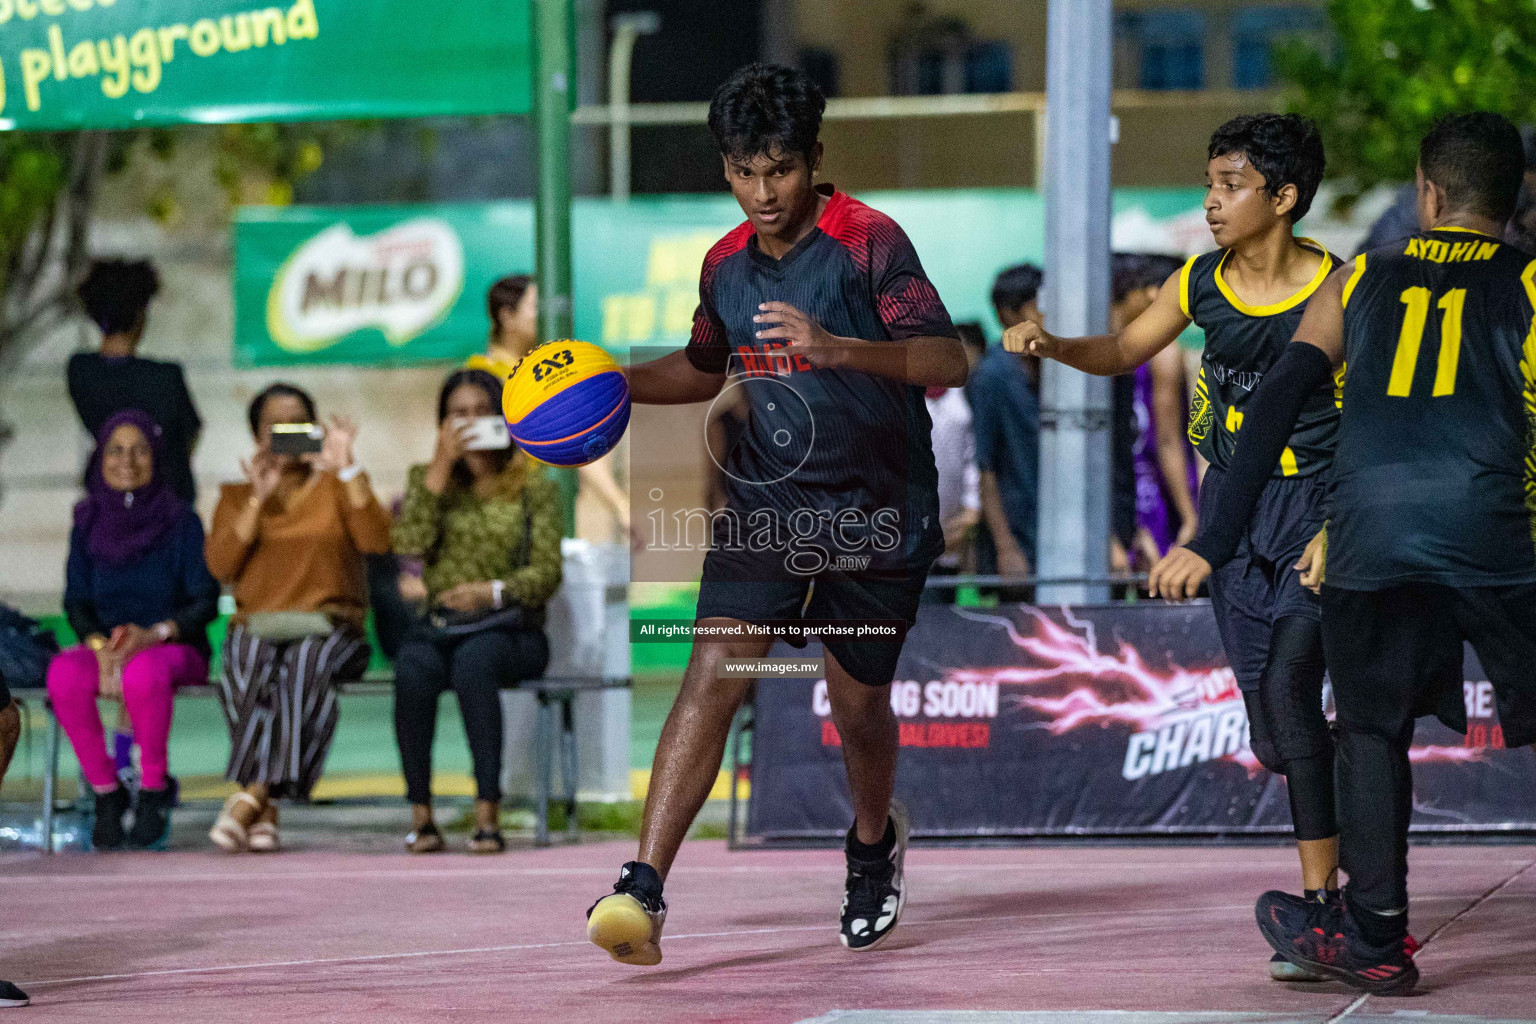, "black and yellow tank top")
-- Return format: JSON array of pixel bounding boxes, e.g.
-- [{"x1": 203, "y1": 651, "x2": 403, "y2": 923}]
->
[
  {"x1": 1328, "y1": 228, "x2": 1536, "y2": 589},
  {"x1": 1182, "y1": 239, "x2": 1342, "y2": 477}
]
